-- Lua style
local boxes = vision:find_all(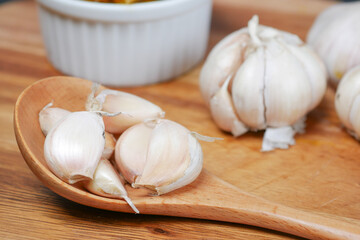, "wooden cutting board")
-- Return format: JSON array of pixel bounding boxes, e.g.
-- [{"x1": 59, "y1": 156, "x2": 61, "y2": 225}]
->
[{"x1": 1, "y1": 0, "x2": 359, "y2": 239}]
